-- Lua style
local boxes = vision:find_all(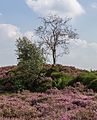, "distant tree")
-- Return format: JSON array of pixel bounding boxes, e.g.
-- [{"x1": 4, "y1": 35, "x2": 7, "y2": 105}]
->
[
  {"x1": 36, "y1": 15, "x2": 78, "y2": 65},
  {"x1": 15, "y1": 37, "x2": 45, "y2": 89}
]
